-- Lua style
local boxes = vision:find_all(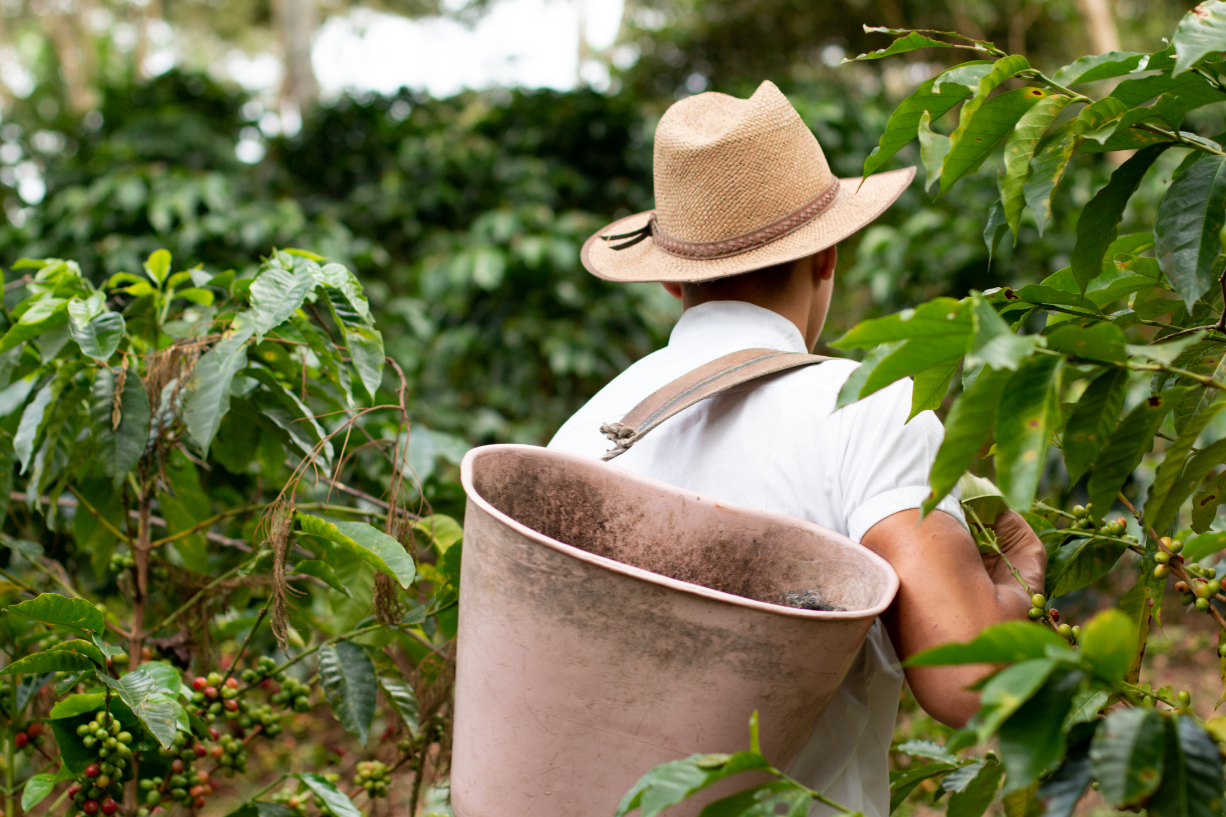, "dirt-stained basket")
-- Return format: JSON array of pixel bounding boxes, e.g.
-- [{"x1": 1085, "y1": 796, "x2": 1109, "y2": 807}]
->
[{"x1": 451, "y1": 444, "x2": 899, "y2": 817}]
